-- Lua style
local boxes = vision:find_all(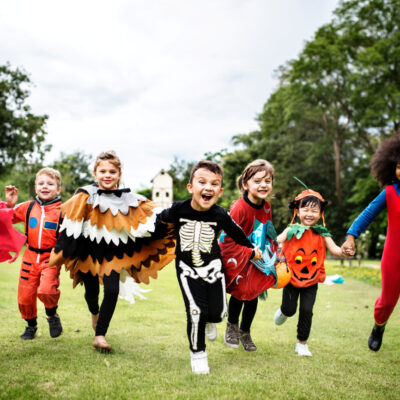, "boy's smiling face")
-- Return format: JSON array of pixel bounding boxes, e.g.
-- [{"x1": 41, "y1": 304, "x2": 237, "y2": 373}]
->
[
  {"x1": 35, "y1": 173, "x2": 61, "y2": 201},
  {"x1": 187, "y1": 168, "x2": 224, "y2": 211}
]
